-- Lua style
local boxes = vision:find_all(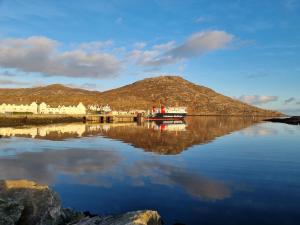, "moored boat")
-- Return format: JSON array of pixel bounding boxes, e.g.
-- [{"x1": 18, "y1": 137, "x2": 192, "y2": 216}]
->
[{"x1": 146, "y1": 106, "x2": 187, "y2": 120}]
